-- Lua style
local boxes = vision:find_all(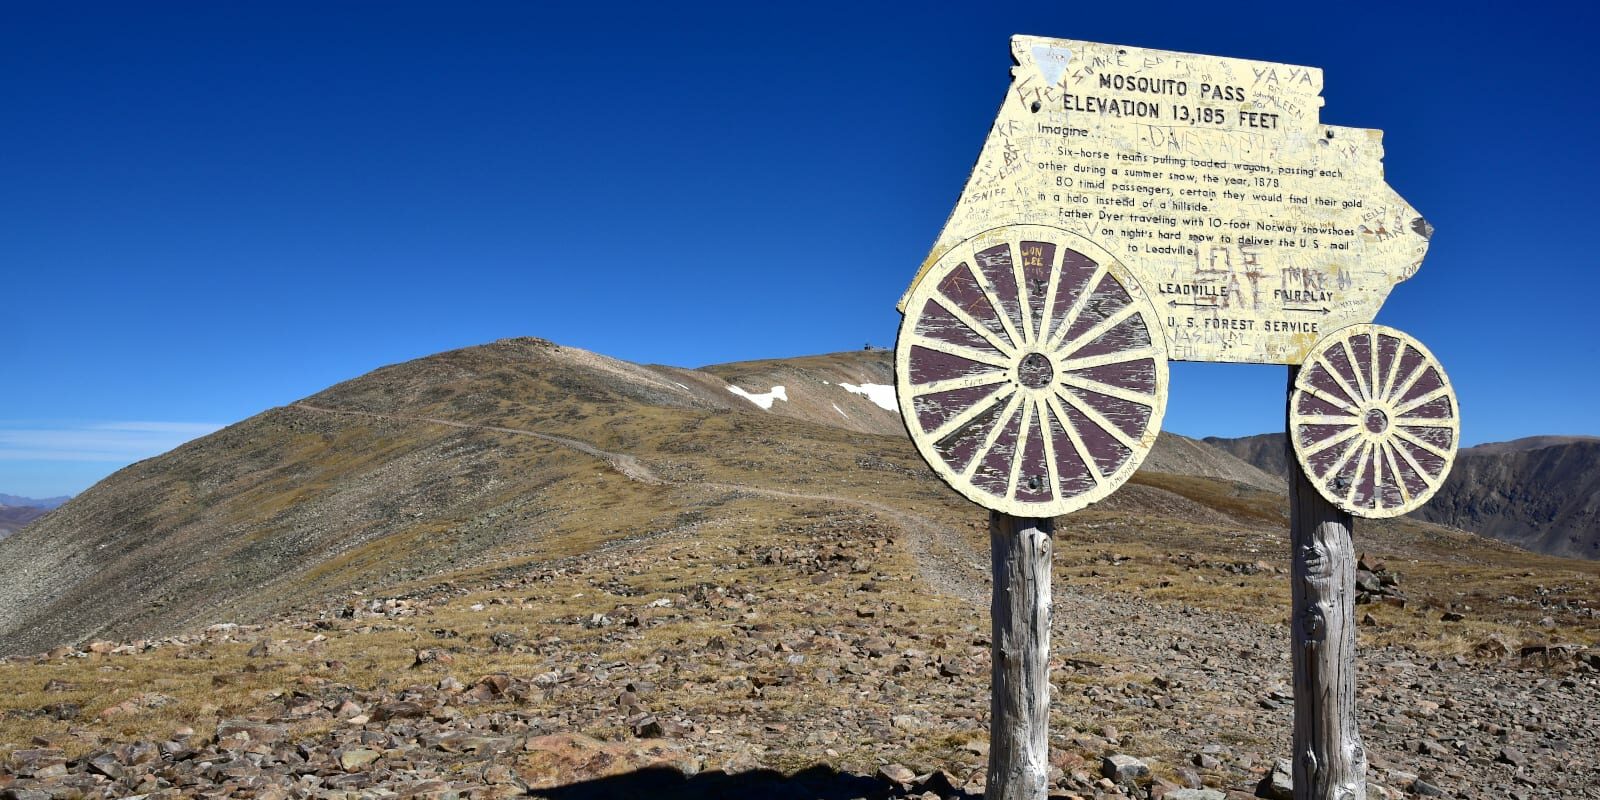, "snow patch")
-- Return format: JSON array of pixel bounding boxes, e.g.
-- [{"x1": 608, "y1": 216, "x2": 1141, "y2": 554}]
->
[
  {"x1": 831, "y1": 403, "x2": 848, "y2": 418},
  {"x1": 839, "y1": 382, "x2": 898, "y2": 412},
  {"x1": 728, "y1": 385, "x2": 787, "y2": 410}
]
